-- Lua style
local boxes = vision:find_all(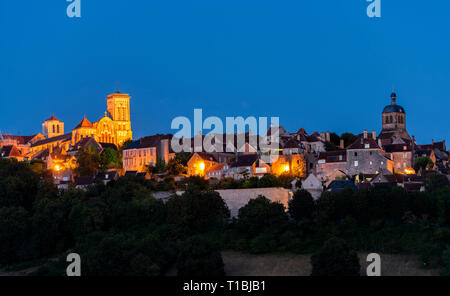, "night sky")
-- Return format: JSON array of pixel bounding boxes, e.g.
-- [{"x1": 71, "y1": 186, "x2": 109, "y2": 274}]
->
[{"x1": 1, "y1": 1, "x2": 449, "y2": 144}]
